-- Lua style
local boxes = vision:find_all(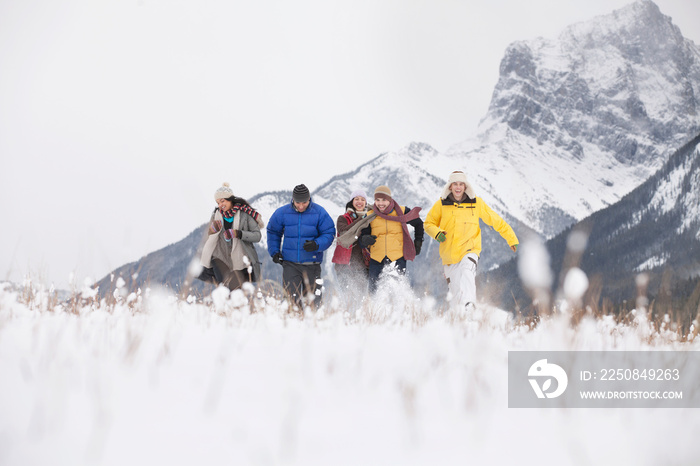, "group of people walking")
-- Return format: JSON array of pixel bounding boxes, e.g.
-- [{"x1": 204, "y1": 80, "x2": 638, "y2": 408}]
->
[{"x1": 196, "y1": 171, "x2": 519, "y2": 312}]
